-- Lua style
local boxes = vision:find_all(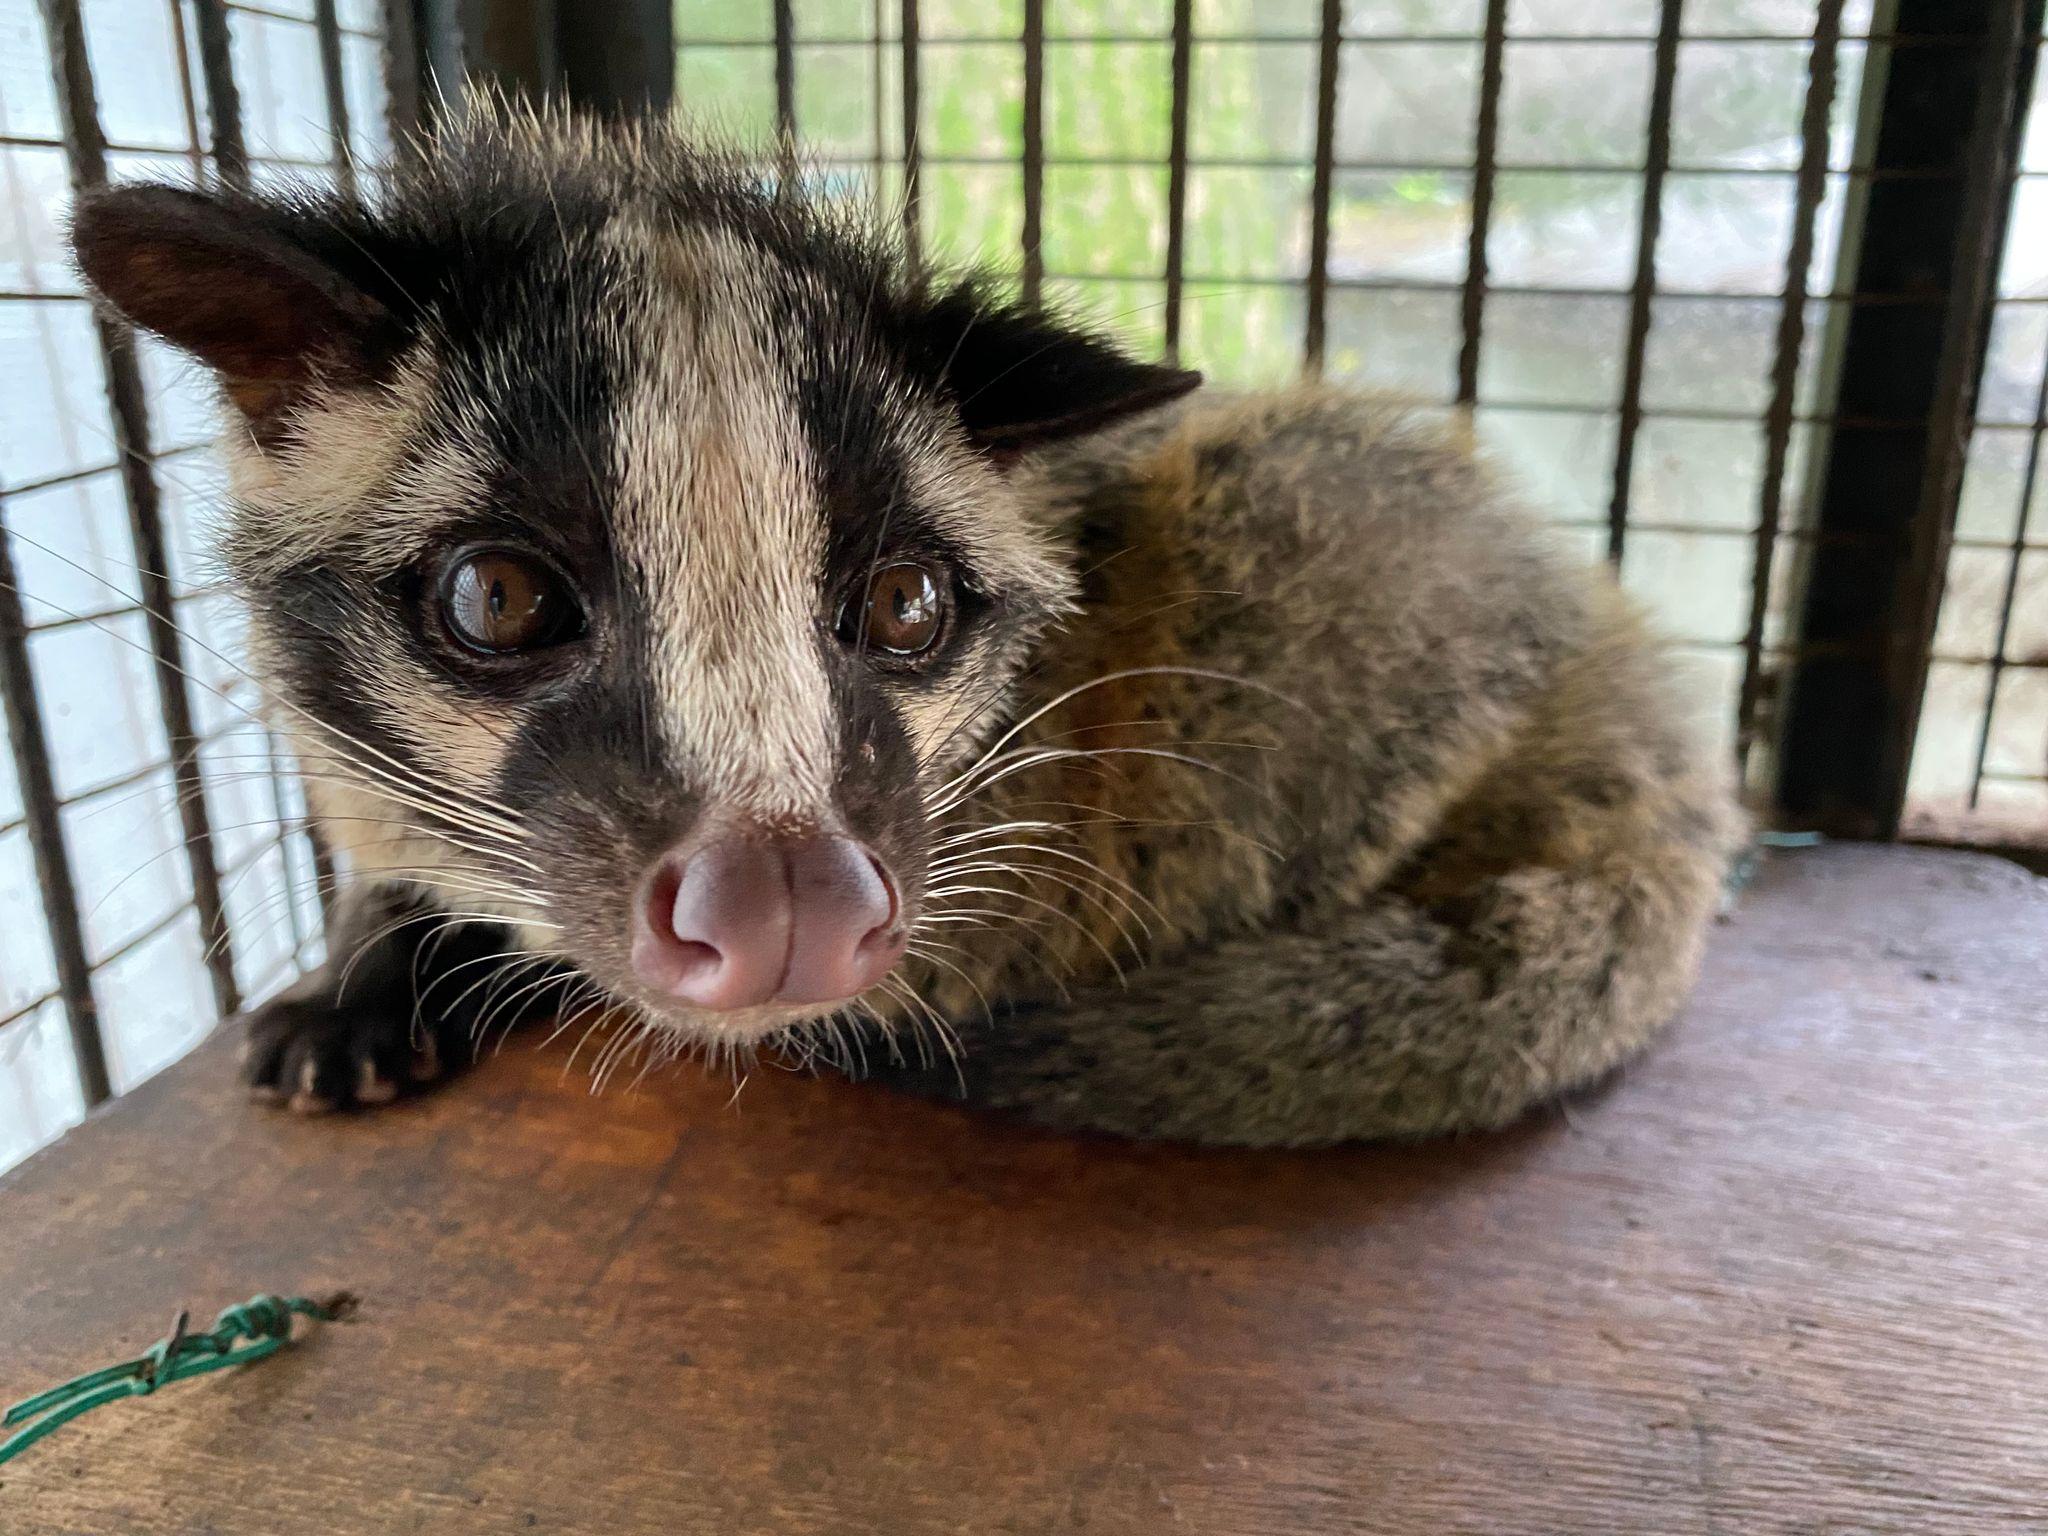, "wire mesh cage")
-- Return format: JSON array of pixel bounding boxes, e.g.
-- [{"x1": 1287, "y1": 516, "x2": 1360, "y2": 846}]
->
[
  {"x1": 394, "y1": 0, "x2": 2048, "y2": 844},
  {"x1": 1, "y1": 0, "x2": 2042, "y2": 1170},
  {"x1": 0, "y1": 0, "x2": 398, "y2": 1163},
  {"x1": 660, "y1": 0, "x2": 2047, "y2": 839}
]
